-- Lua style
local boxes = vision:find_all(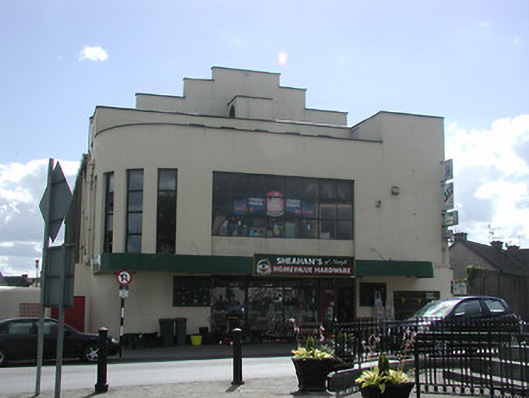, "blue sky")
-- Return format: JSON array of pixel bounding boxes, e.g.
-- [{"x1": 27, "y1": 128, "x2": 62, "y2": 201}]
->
[{"x1": 1, "y1": 0, "x2": 528, "y2": 276}]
